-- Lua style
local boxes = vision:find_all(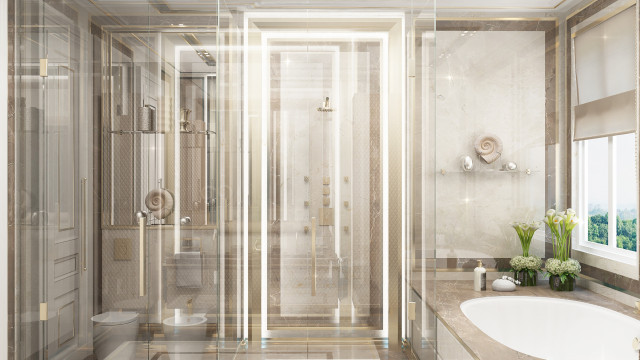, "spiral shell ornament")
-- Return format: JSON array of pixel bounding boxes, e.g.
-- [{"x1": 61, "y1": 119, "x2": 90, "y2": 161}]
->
[
  {"x1": 474, "y1": 134, "x2": 503, "y2": 164},
  {"x1": 145, "y1": 188, "x2": 174, "y2": 219}
]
